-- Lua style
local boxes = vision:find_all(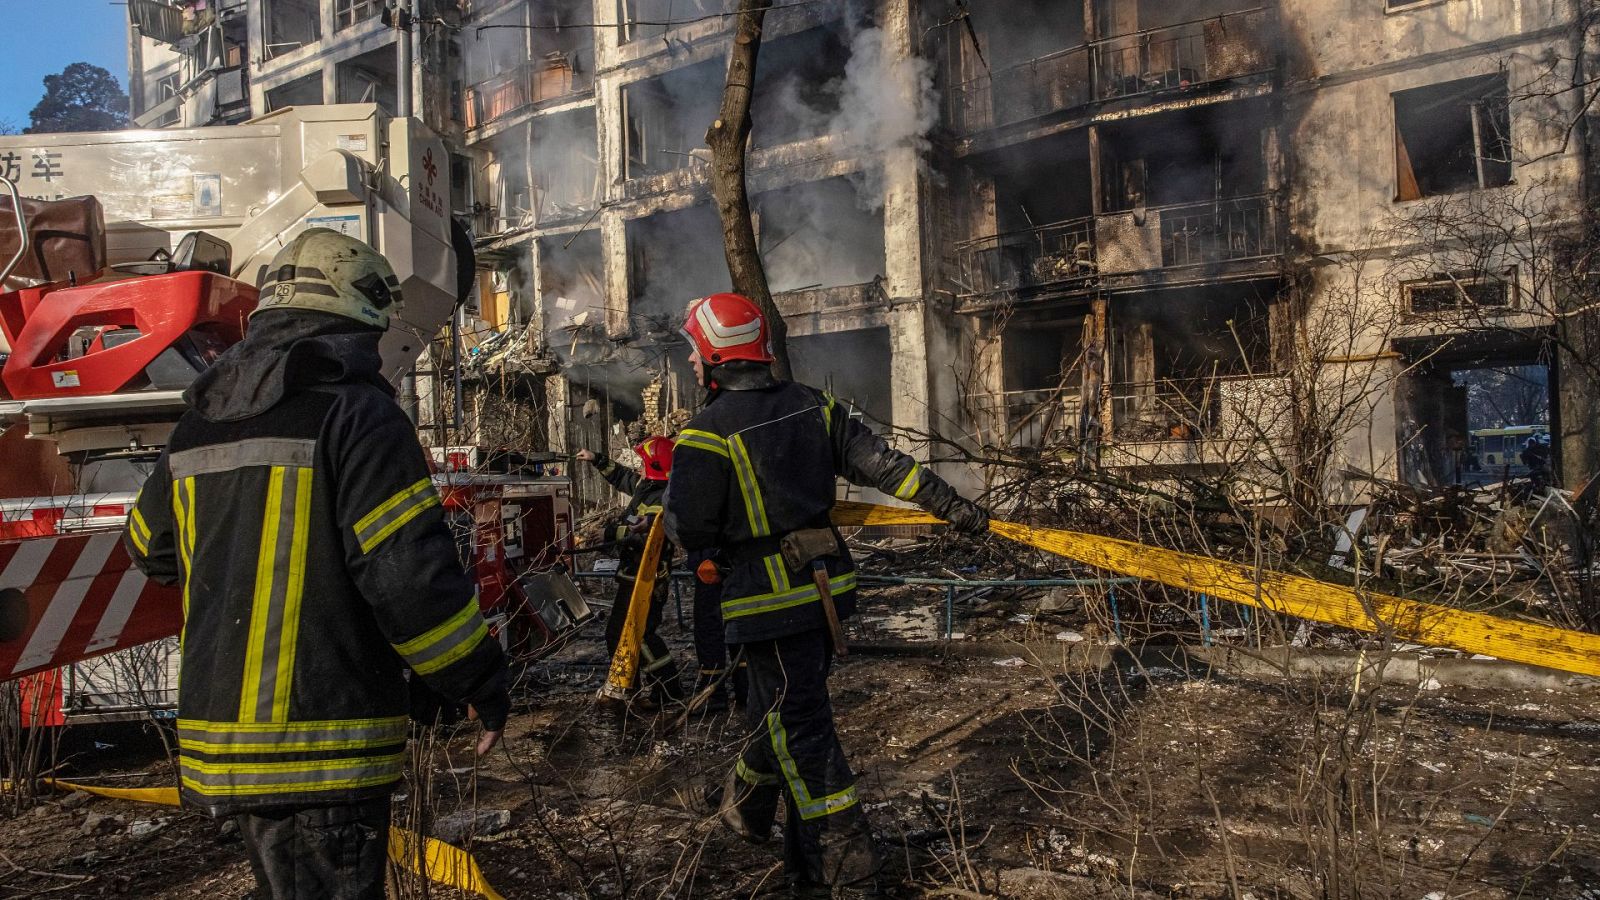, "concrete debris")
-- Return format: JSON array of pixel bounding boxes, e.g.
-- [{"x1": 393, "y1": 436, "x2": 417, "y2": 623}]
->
[
  {"x1": 433, "y1": 808, "x2": 513, "y2": 844},
  {"x1": 127, "y1": 817, "x2": 172, "y2": 840},
  {"x1": 59, "y1": 791, "x2": 94, "y2": 810},
  {"x1": 81, "y1": 812, "x2": 124, "y2": 837}
]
